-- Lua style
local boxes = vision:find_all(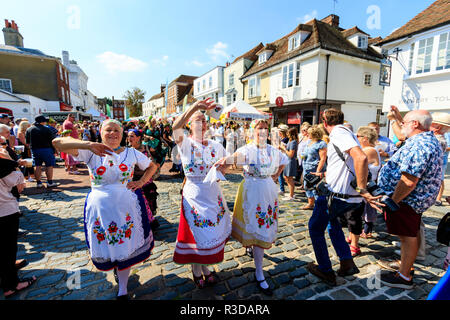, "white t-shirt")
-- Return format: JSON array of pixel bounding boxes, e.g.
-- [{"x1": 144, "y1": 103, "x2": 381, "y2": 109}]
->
[
  {"x1": 214, "y1": 127, "x2": 224, "y2": 144},
  {"x1": 326, "y1": 125, "x2": 363, "y2": 203}
]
